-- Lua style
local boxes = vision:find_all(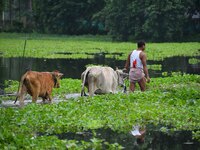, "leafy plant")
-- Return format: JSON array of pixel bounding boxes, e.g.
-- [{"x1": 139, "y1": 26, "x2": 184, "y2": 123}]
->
[
  {"x1": 0, "y1": 74, "x2": 200, "y2": 149},
  {"x1": 147, "y1": 64, "x2": 162, "y2": 70},
  {"x1": 0, "y1": 33, "x2": 199, "y2": 61},
  {"x1": 189, "y1": 58, "x2": 200, "y2": 65}
]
